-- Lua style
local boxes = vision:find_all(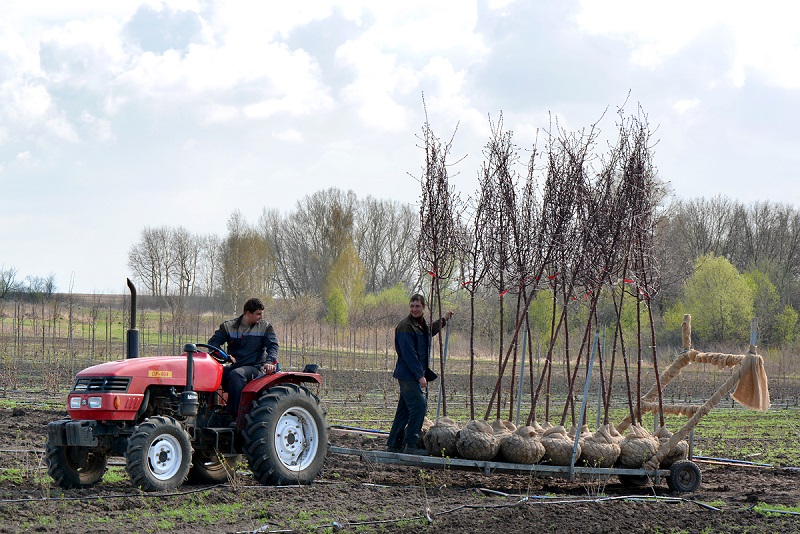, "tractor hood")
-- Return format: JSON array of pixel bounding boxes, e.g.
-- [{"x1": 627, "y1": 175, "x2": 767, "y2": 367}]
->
[{"x1": 76, "y1": 353, "x2": 223, "y2": 393}]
